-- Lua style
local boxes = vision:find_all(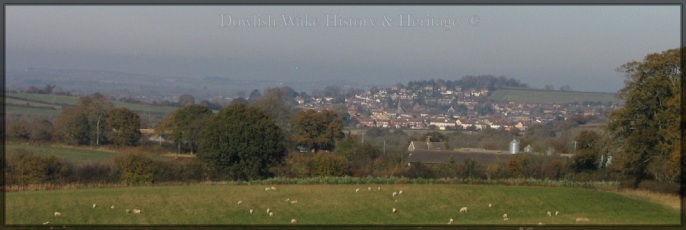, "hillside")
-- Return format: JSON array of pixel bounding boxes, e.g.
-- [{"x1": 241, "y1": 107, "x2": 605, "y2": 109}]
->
[{"x1": 488, "y1": 88, "x2": 622, "y2": 105}]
